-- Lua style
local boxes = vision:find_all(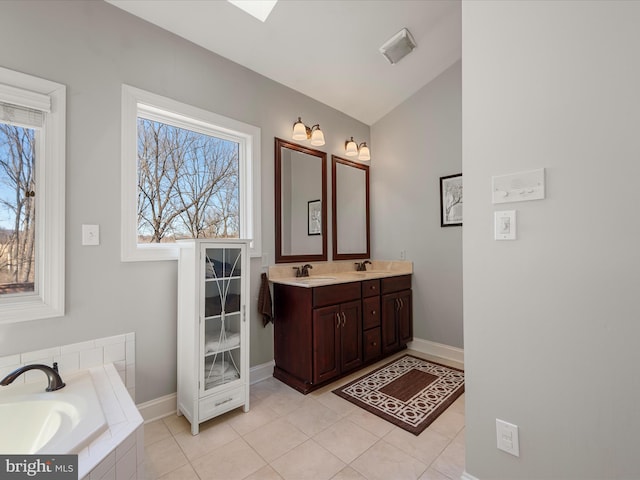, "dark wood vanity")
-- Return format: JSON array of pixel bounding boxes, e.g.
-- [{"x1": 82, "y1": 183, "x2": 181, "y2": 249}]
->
[
  {"x1": 273, "y1": 274, "x2": 412, "y2": 394},
  {"x1": 272, "y1": 137, "x2": 409, "y2": 393}
]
